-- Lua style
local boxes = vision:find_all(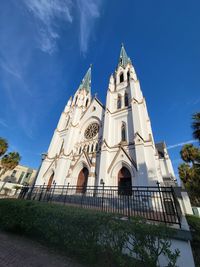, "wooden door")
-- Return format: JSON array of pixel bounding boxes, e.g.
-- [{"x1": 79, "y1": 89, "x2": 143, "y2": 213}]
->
[
  {"x1": 118, "y1": 167, "x2": 132, "y2": 195},
  {"x1": 47, "y1": 173, "x2": 54, "y2": 190},
  {"x1": 76, "y1": 167, "x2": 89, "y2": 193}
]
